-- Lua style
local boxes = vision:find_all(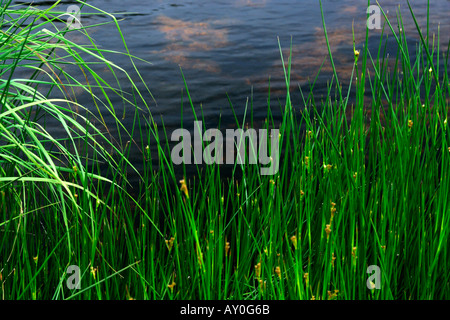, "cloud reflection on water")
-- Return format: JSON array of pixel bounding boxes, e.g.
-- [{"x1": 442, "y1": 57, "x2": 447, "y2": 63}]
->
[
  {"x1": 153, "y1": 15, "x2": 229, "y2": 73},
  {"x1": 234, "y1": 0, "x2": 268, "y2": 8}
]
